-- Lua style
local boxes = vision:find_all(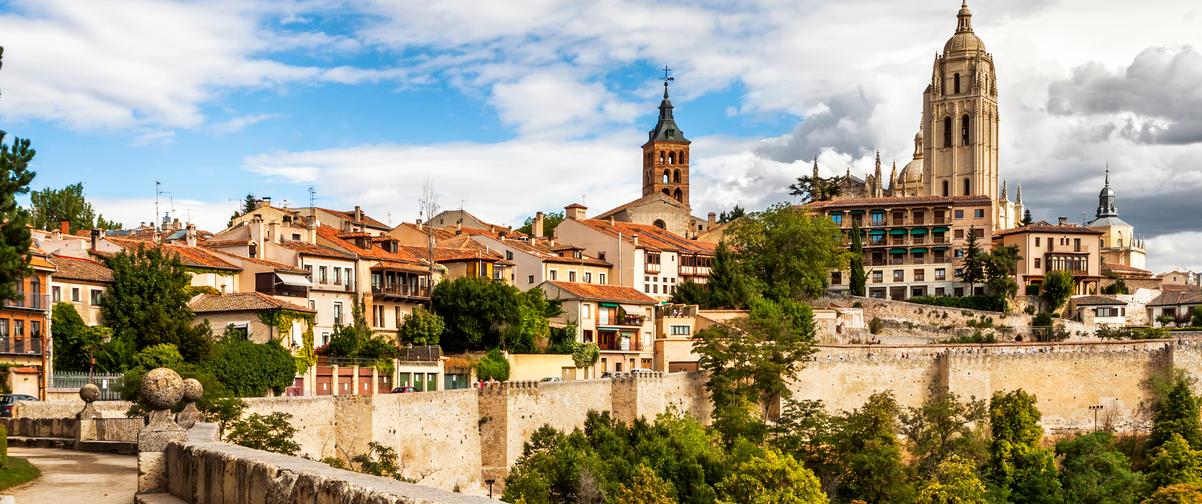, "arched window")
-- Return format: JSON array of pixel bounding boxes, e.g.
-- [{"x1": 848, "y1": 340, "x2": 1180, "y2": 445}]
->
[
  {"x1": 662, "y1": 188, "x2": 670, "y2": 197},
  {"x1": 943, "y1": 117, "x2": 952, "y2": 147},
  {"x1": 942, "y1": 180, "x2": 949, "y2": 197},
  {"x1": 659, "y1": 151, "x2": 665, "y2": 164},
  {"x1": 673, "y1": 170, "x2": 681, "y2": 183},
  {"x1": 680, "y1": 151, "x2": 687, "y2": 164},
  {"x1": 954, "y1": 73, "x2": 961, "y2": 94},
  {"x1": 963, "y1": 178, "x2": 971, "y2": 196},
  {"x1": 673, "y1": 188, "x2": 683, "y2": 202},
  {"x1": 662, "y1": 170, "x2": 670, "y2": 183},
  {"x1": 668, "y1": 152, "x2": 676, "y2": 165},
  {"x1": 961, "y1": 114, "x2": 971, "y2": 145},
  {"x1": 653, "y1": 219, "x2": 666, "y2": 229}
]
